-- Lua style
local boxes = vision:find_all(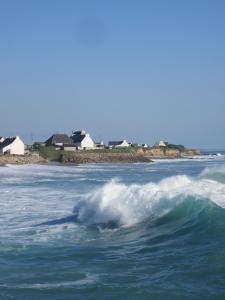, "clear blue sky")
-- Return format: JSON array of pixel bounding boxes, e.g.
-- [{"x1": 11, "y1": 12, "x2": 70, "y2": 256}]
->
[{"x1": 1, "y1": 0, "x2": 225, "y2": 148}]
